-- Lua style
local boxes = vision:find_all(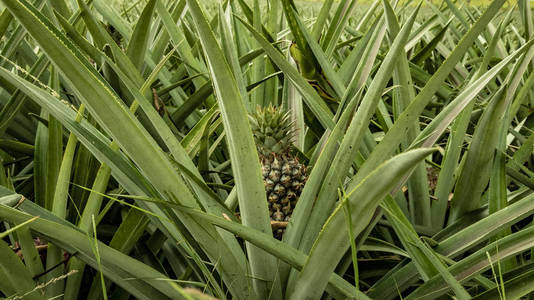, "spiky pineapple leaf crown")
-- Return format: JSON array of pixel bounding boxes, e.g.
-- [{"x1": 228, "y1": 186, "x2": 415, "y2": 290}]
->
[{"x1": 249, "y1": 105, "x2": 294, "y2": 157}]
